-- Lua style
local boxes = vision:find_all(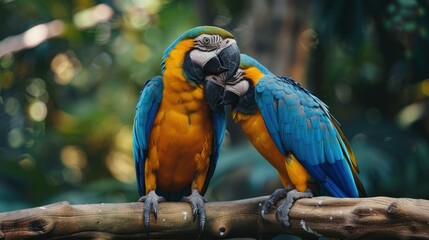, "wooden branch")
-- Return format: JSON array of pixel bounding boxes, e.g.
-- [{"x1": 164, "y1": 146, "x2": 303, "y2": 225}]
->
[{"x1": 0, "y1": 196, "x2": 428, "y2": 239}]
